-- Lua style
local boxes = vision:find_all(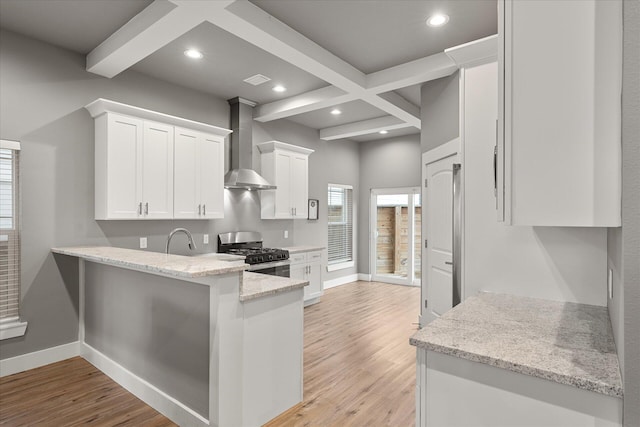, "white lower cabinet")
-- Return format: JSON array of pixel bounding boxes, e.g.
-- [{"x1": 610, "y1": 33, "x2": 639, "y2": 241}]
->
[
  {"x1": 289, "y1": 251, "x2": 323, "y2": 305},
  {"x1": 417, "y1": 349, "x2": 622, "y2": 427},
  {"x1": 174, "y1": 127, "x2": 224, "y2": 219}
]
